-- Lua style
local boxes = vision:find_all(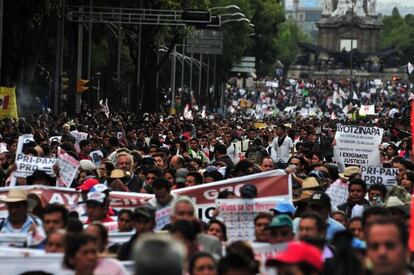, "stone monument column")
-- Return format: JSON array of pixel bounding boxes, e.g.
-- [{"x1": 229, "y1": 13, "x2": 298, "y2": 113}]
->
[
  {"x1": 322, "y1": 0, "x2": 334, "y2": 16},
  {"x1": 367, "y1": 0, "x2": 376, "y2": 16},
  {"x1": 354, "y1": 0, "x2": 366, "y2": 17}
]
